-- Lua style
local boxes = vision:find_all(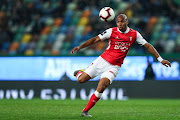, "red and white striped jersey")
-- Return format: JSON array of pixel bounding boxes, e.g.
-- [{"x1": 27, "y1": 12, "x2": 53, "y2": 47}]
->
[{"x1": 98, "y1": 27, "x2": 147, "y2": 66}]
